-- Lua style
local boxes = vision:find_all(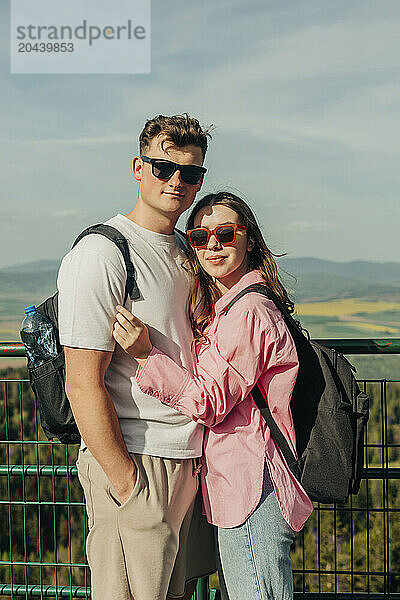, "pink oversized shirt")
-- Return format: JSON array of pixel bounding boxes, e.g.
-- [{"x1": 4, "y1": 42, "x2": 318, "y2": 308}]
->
[{"x1": 136, "y1": 270, "x2": 313, "y2": 530}]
